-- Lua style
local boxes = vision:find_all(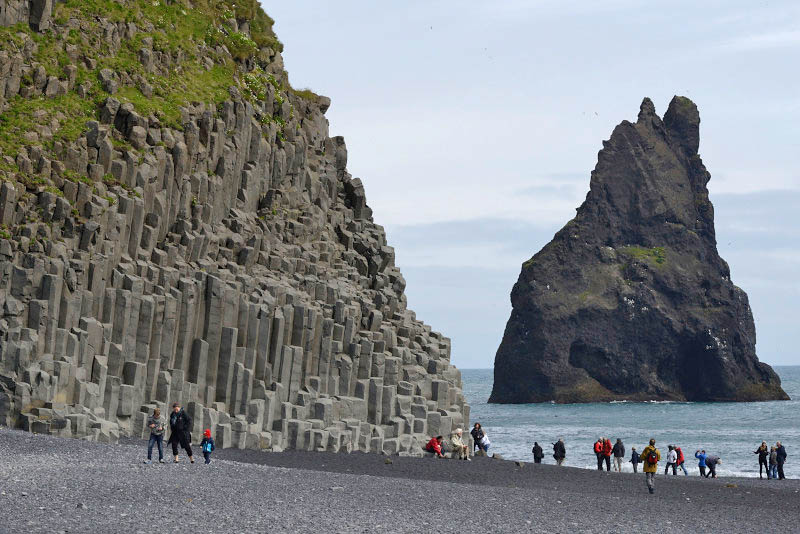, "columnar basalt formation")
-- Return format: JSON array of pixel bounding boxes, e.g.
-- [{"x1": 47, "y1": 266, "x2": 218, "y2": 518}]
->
[
  {"x1": 0, "y1": 0, "x2": 468, "y2": 454},
  {"x1": 490, "y1": 96, "x2": 788, "y2": 404}
]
